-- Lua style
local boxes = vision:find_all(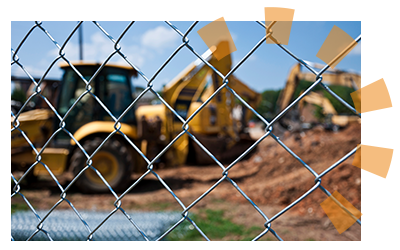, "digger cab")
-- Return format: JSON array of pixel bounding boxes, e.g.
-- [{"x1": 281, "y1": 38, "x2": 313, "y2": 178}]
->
[{"x1": 56, "y1": 62, "x2": 138, "y2": 141}]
